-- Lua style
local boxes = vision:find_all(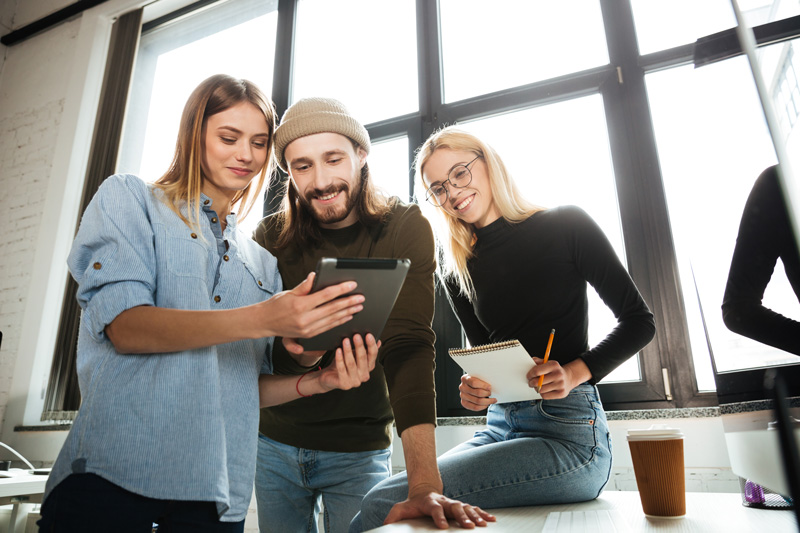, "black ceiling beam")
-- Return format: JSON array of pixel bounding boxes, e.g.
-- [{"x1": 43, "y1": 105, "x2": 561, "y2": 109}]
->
[
  {"x1": 694, "y1": 14, "x2": 800, "y2": 67},
  {"x1": 1, "y1": 0, "x2": 109, "y2": 47}
]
